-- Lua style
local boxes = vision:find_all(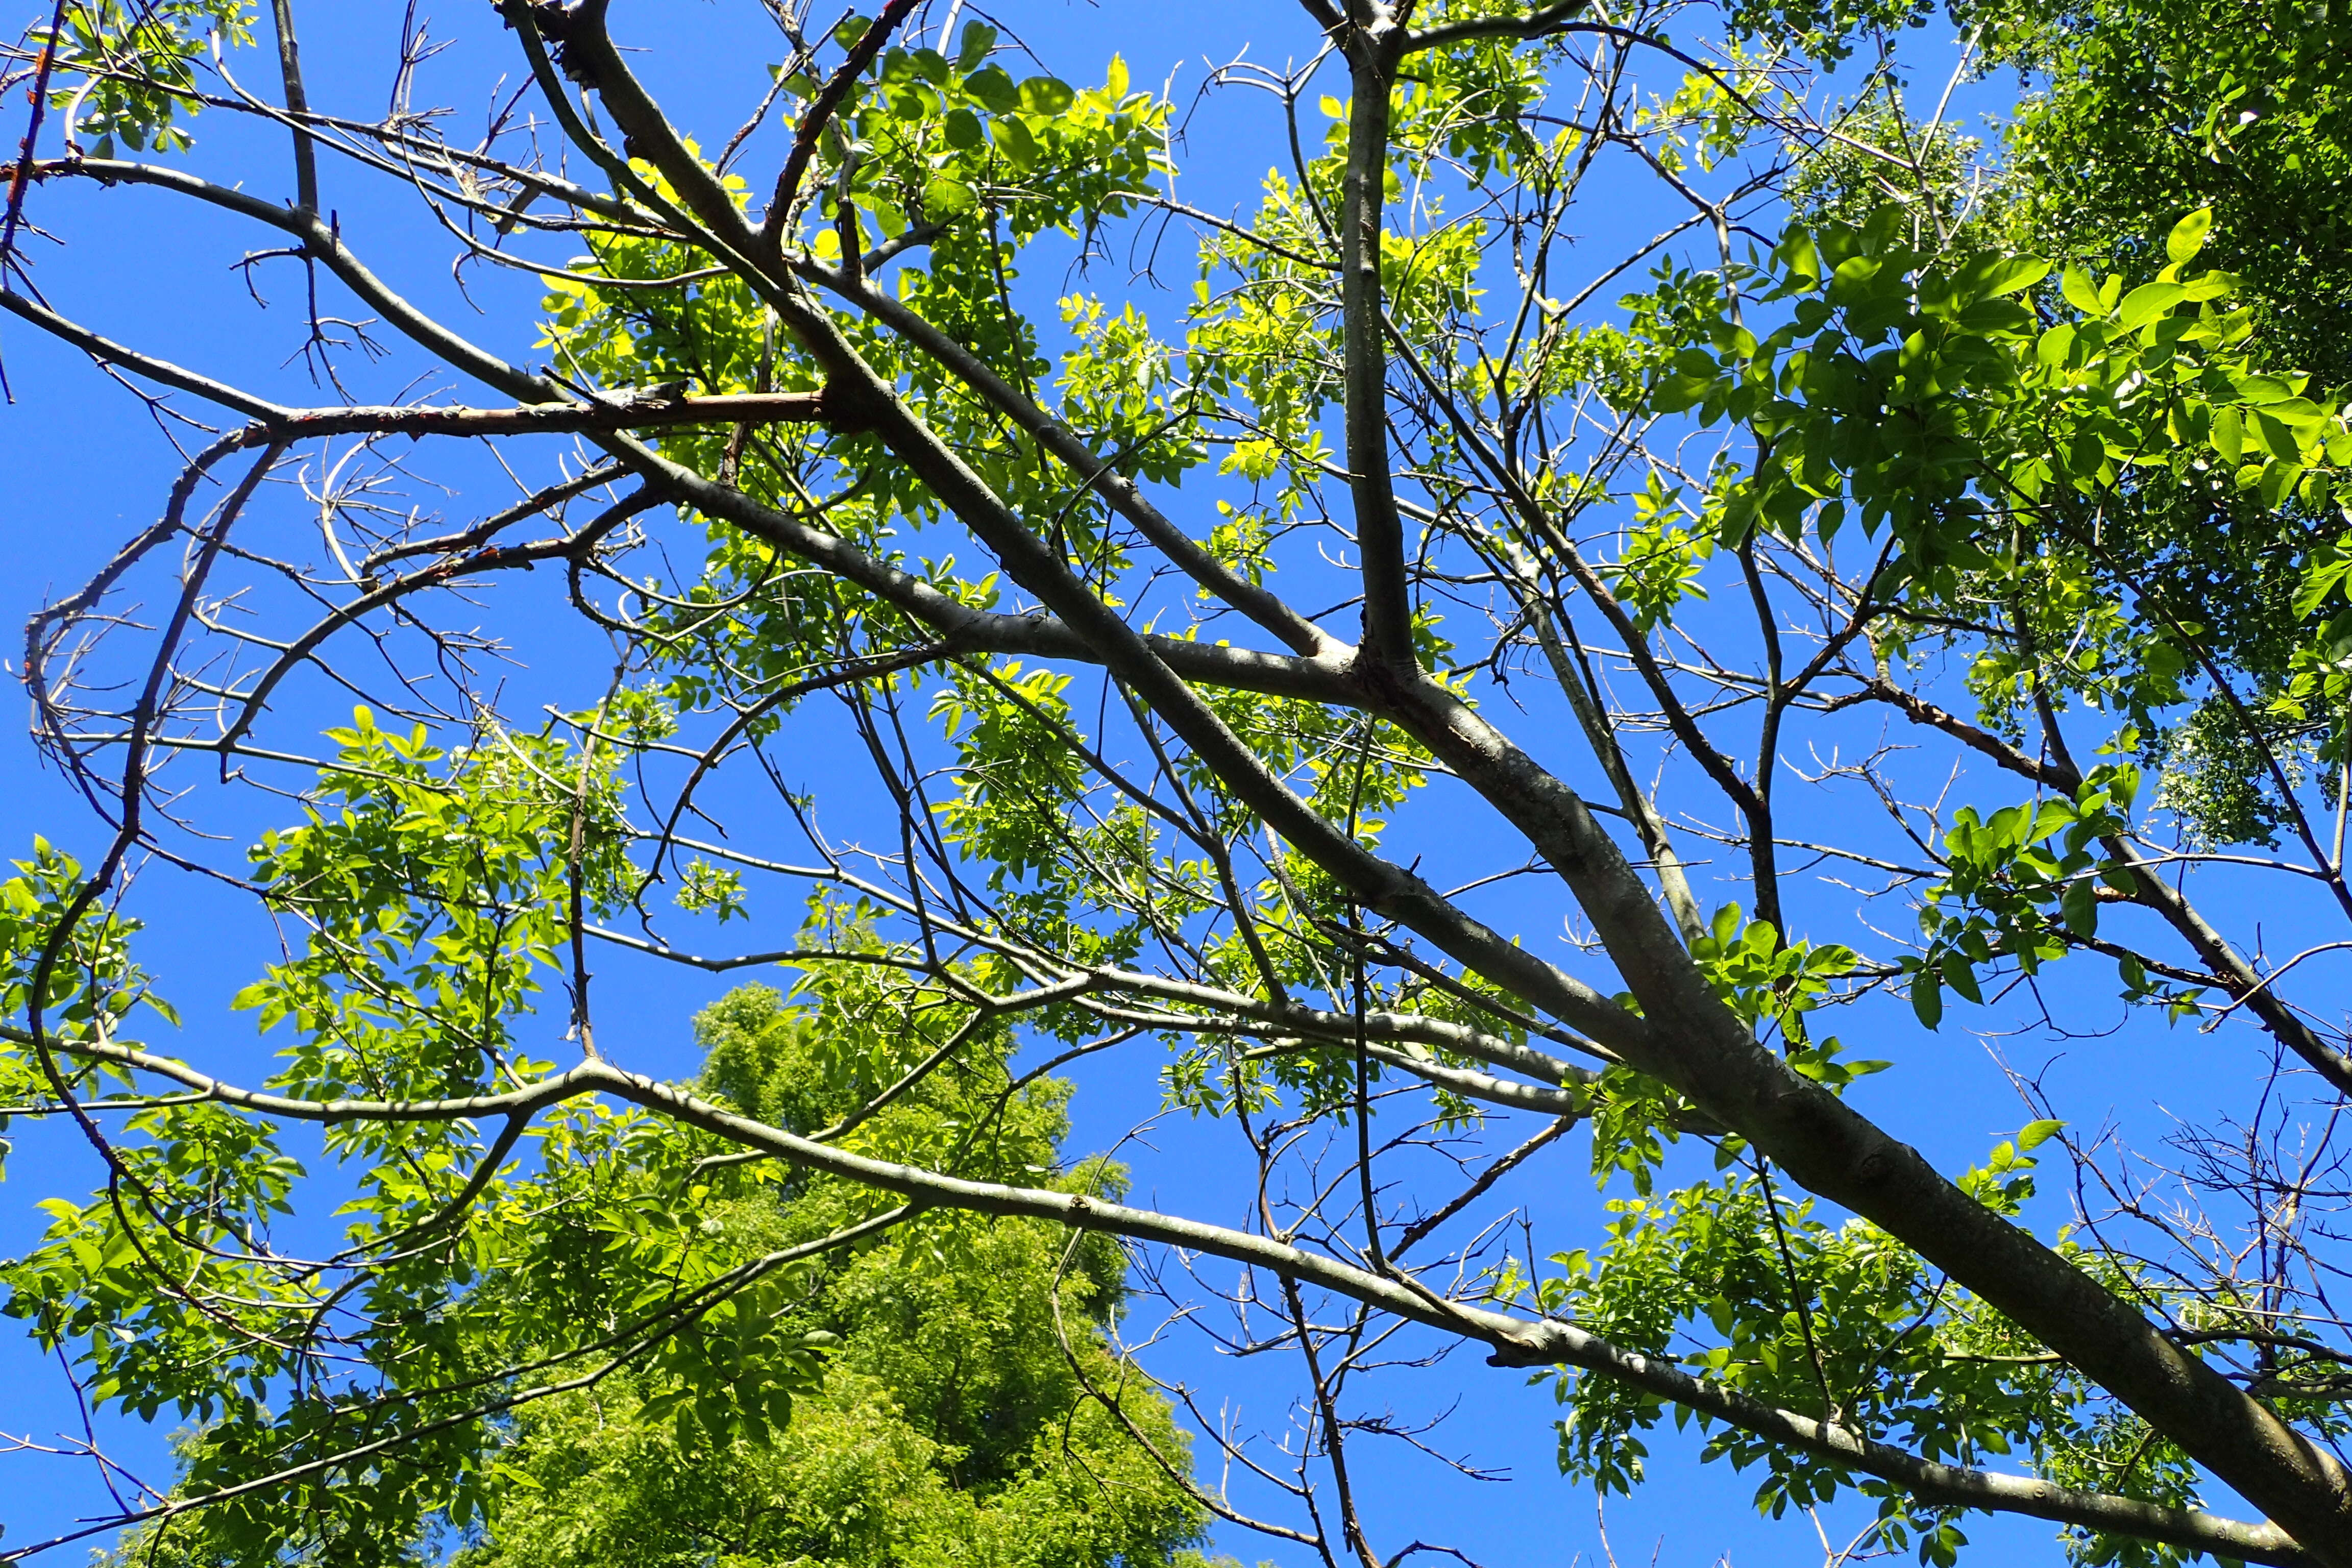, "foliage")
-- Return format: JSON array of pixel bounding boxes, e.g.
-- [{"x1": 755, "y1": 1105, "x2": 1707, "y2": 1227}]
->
[
  {"x1": 1977, "y1": 0, "x2": 2352, "y2": 389},
  {"x1": 70, "y1": 979, "x2": 1206, "y2": 1568},
  {"x1": 6, "y1": 1, "x2": 2352, "y2": 1565},
  {"x1": 24, "y1": 1, "x2": 253, "y2": 158},
  {"x1": 446, "y1": 986, "x2": 1207, "y2": 1568}
]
